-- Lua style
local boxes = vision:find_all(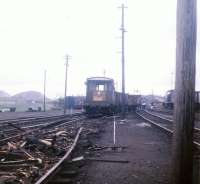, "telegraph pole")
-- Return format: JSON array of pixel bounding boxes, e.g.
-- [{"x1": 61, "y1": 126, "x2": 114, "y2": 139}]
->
[
  {"x1": 172, "y1": 0, "x2": 196, "y2": 183},
  {"x1": 171, "y1": 72, "x2": 174, "y2": 90},
  {"x1": 119, "y1": 4, "x2": 127, "y2": 119},
  {"x1": 103, "y1": 69, "x2": 106, "y2": 77},
  {"x1": 43, "y1": 70, "x2": 46, "y2": 112},
  {"x1": 64, "y1": 55, "x2": 70, "y2": 115}
]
